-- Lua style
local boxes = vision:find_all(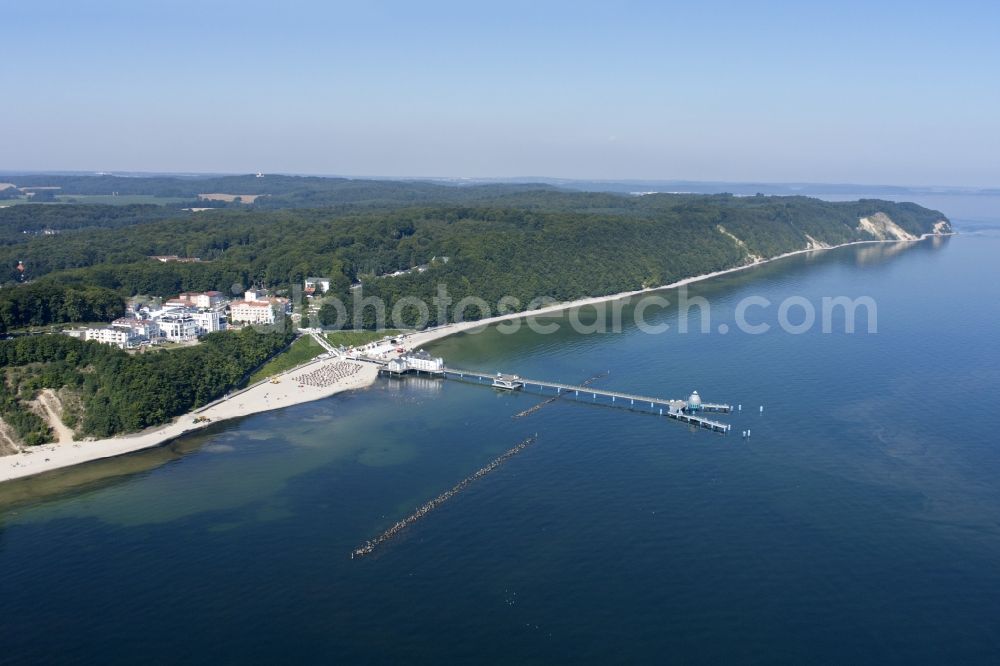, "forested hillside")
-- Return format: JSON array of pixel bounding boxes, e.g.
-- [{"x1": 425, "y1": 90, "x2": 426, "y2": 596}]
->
[
  {"x1": 0, "y1": 282, "x2": 125, "y2": 331},
  {"x1": 0, "y1": 186, "x2": 949, "y2": 331},
  {"x1": 0, "y1": 204, "x2": 180, "y2": 244},
  {"x1": 2, "y1": 174, "x2": 558, "y2": 207},
  {"x1": 0, "y1": 176, "x2": 952, "y2": 448},
  {"x1": 0, "y1": 327, "x2": 293, "y2": 446}
]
